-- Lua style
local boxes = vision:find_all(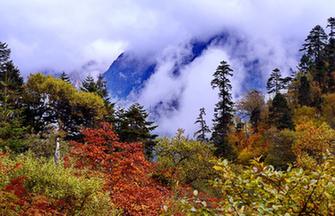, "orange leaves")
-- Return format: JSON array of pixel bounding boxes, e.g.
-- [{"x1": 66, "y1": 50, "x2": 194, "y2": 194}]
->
[
  {"x1": 293, "y1": 120, "x2": 335, "y2": 163},
  {"x1": 69, "y1": 122, "x2": 170, "y2": 215}
]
